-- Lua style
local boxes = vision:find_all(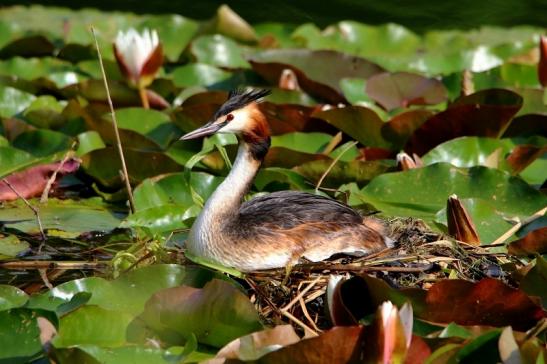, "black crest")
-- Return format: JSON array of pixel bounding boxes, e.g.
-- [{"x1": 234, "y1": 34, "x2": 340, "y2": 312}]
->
[{"x1": 213, "y1": 88, "x2": 271, "y2": 120}]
